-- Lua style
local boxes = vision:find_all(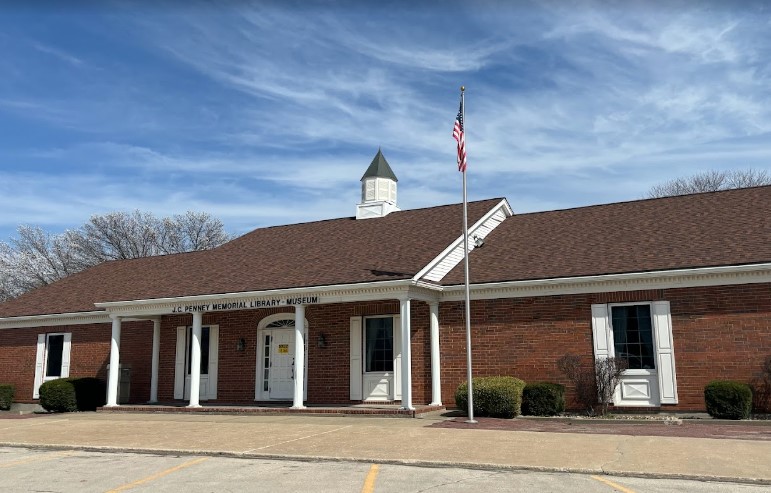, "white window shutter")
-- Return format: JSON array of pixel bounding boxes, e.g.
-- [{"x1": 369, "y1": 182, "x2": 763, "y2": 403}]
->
[
  {"x1": 652, "y1": 301, "x2": 678, "y2": 404},
  {"x1": 591, "y1": 304, "x2": 611, "y2": 359},
  {"x1": 61, "y1": 333, "x2": 72, "y2": 378},
  {"x1": 33, "y1": 334, "x2": 45, "y2": 399},
  {"x1": 349, "y1": 317, "x2": 362, "y2": 400},
  {"x1": 392, "y1": 315, "x2": 402, "y2": 400},
  {"x1": 174, "y1": 327, "x2": 186, "y2": 399},
  {"x1": 208, "y1": 326, "x2": 219, "y2": 399}
]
